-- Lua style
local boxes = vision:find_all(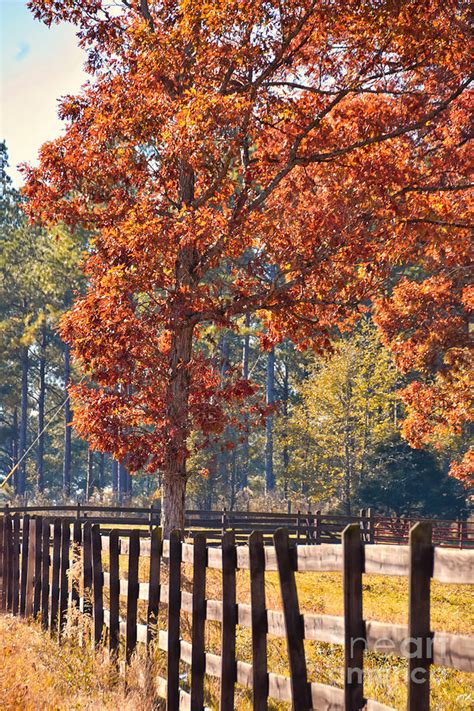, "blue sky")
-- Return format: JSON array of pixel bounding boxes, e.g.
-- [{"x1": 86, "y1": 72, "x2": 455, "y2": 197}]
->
[{"x1": 1, "y1": 0, "x2": 86, "y2": 186}]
